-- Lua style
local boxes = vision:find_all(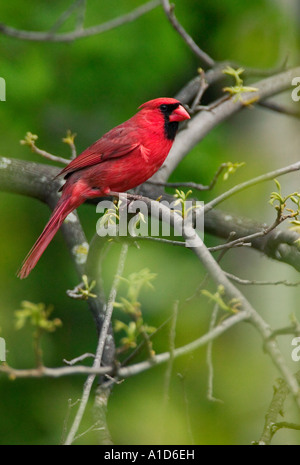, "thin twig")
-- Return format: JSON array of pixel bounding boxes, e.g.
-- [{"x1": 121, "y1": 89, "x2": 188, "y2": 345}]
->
[
  {"x1": 63, "y1": 353, "x2": 95, "y2": 366},
  {"x1": 242, "y1": 56, "x2": 289, "y2": 78},
  {"x1": 0, "y1": 1, "x2": 160, "y2": 42},
  {"x1": 120, "y1": 315, "x2": 173, "y2": 367},
  {"x1": 125, "y1": 234, "x2": 250, "y2": 253},
  {"x1": 190, "y1": 69, "x2": 209, "y2": 113},
  {"x1": 68, "y1": 140, "x2": 77, "y2": 160},
  {"x1": 63, "y1": 243, "x2": 128, "y2": 445},
  {"x1": 194, "y1": 95, "x2": 231, "y2": 112},
  {"x1": 163, "y1": 300, "x2": 179, "y2": 407},
  {"x1": 208, "y1": 210, "x2": 285, "y2": 252},
  {"x1": 177, "y1": 372, "x2": 195, "y2": 444},
  {"x1": 73, "y1": 421, "x2": 104, "y2": 443},
  {"x1": 61, "y1": 398, "x2": 81, "y2": 444},
  {"x1": 186, "y1": 231, "x2": 242, "y2": 302},
  {"x1": 75, "y1": 0, "x2": 87, "y2": 31},
  {"x1": 204, "y1": 160, "x2": 300, "y2": 213},
  {"x1": 272, "y1": 422, "x2": 300, "y2": 432},
  {"x1": 0, "y1": 364, "x2": 111, "y2": 378},
  {"x1": 20, "y1": 135, "x2": 70, "y2": 165},
  {"x1": 269, "y1": 321, "x2": 300, "y2": 338},
  {"x1": 160, "y1": 0, "x2": 215, "y2": 67},
  {"x1": 50, "y1": 0, "x2": 86, "y2": 33},
  {"x1": 206, "y1": 303, "x2": 223, "y2": 403},
  {"x1": 225, "y1": 272, "x2": 300, "y2": 287},
  {"x1": 0, "y1": 311, "x2": 249, "y2": 380},
  {"x1": 119, "y1": 312, "x2": 249, "y2": 378},
  {"x1": 0, "y1": 311, "x2": 248, "y2": 379},
  {"x1": 146, "y1": 162, "x2": 229, "y2": 192},
  {"x1": 259, "y1": 100, "x2": 300, "y2": 119}
]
